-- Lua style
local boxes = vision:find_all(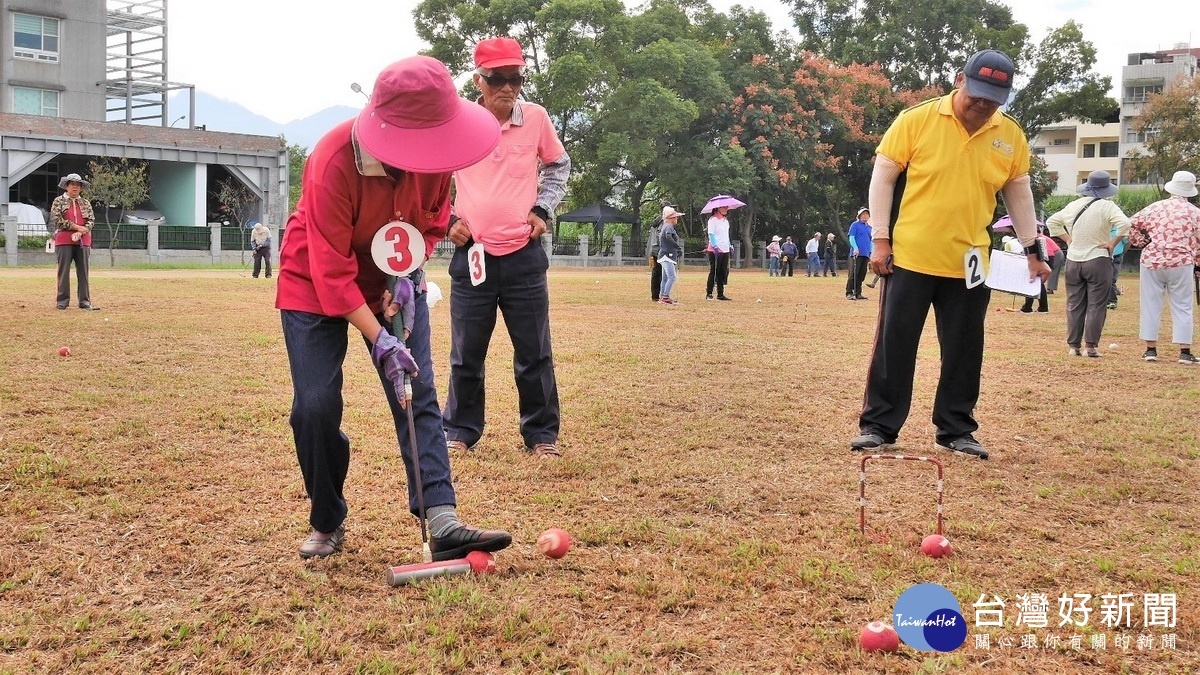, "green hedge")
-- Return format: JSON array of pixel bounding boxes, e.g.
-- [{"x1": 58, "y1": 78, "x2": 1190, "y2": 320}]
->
[
  {"x1": 1042, "y1": 187, "x2": 1162, "y2": 220},
  {"x1": 0, "y1": 234, "x2": 52, "y2": 250}
]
